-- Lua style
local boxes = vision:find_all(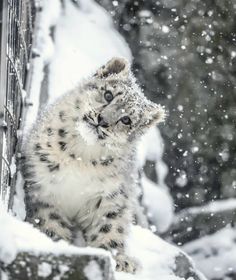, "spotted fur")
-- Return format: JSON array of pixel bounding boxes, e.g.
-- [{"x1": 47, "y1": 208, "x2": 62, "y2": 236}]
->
[{"x1": 22, "y1": 57, "x2": 165, "y2": 274}]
